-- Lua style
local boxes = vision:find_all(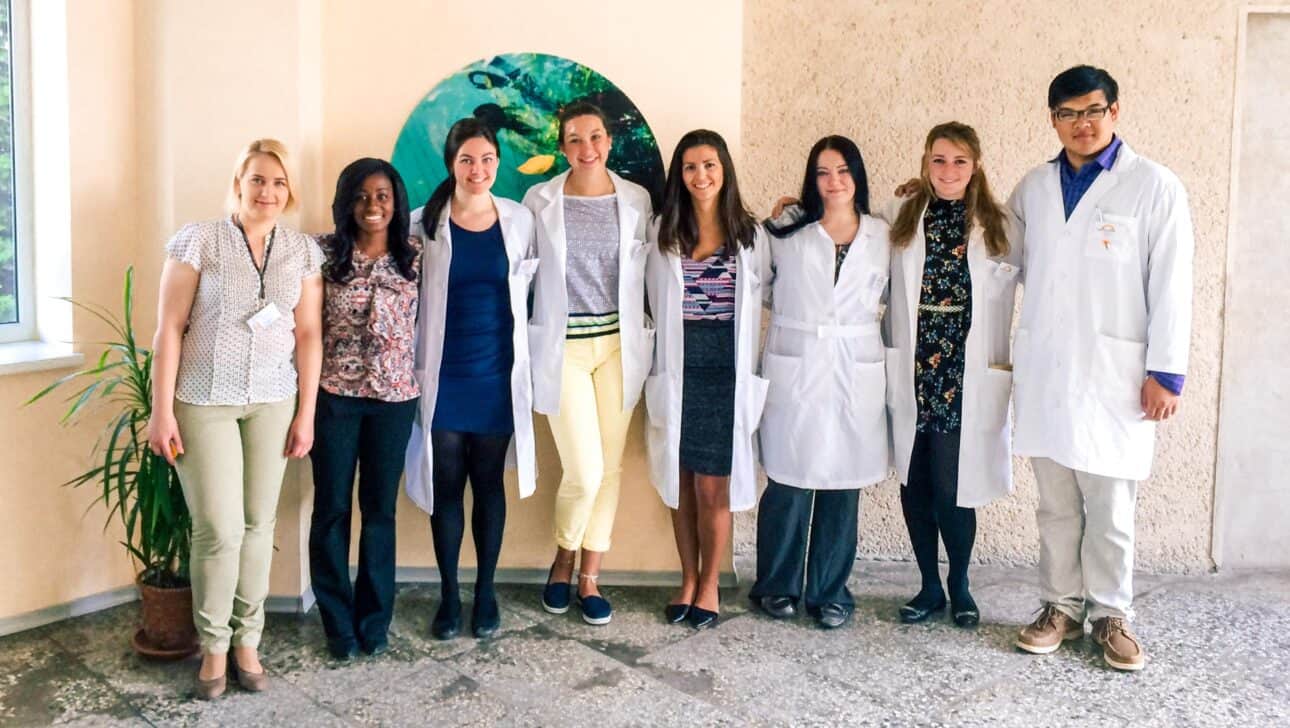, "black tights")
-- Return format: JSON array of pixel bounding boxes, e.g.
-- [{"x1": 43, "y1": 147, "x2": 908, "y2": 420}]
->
[
  {"x1": 900, "y1": 430, "x2": 977, "y2": 599},
  {"x1": 430, "y1": 430, "x2": 510, "y2": 604}
]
